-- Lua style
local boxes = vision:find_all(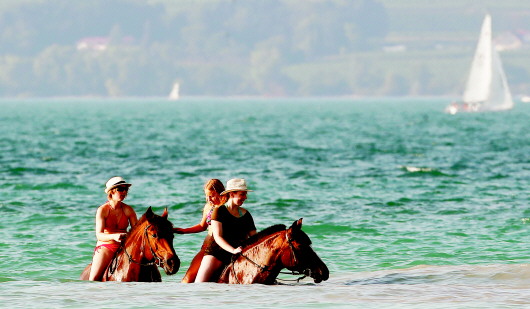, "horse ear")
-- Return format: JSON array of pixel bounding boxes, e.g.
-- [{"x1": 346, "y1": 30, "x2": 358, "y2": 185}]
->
[
  {"x1": 145, "y1": 206, "x2": 154, "y2": 219},
  {"x1": 290, "y1": 218, "x2": 303, "y2": 231},
  {"x1": 162, "y1": 207, "x2": 168, "y2": 219}
]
